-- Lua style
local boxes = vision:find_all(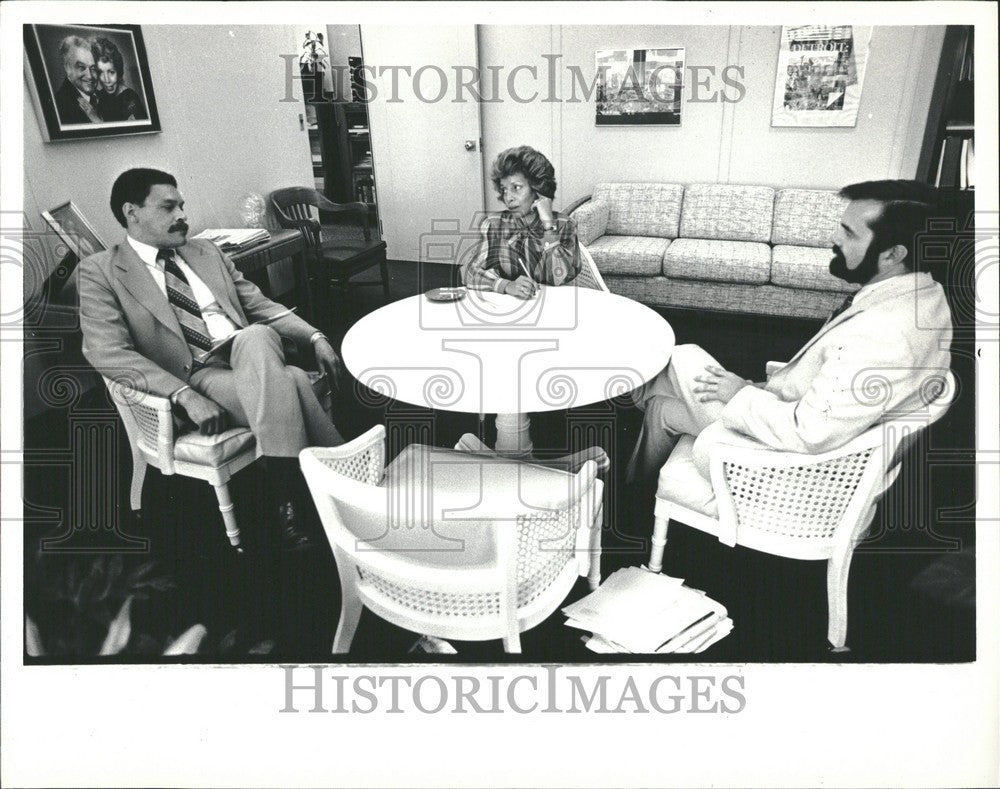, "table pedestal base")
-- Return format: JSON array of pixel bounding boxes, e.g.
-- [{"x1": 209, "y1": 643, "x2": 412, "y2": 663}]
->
[{"x1": 494, "y1": 412, "x2": 533, "y2": 457}]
